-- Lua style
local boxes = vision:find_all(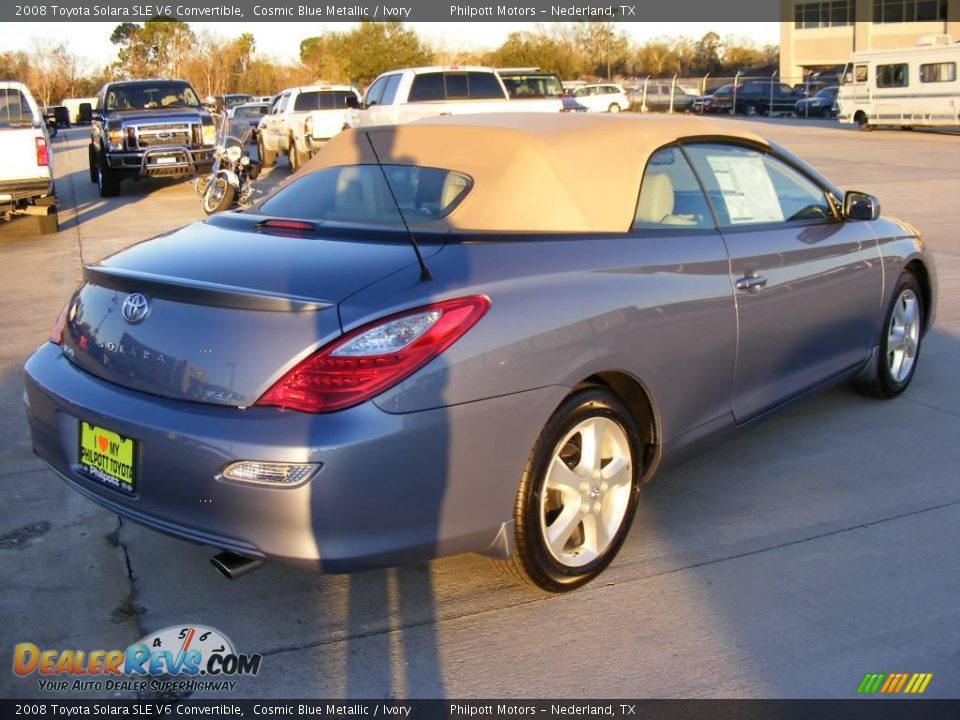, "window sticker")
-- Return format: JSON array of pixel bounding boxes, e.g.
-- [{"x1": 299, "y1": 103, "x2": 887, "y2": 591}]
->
[{"x1": 707, "y1": 154, "x2": 783, "y2": 224}]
